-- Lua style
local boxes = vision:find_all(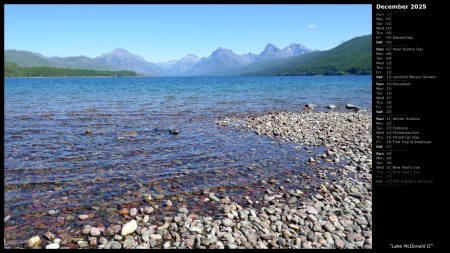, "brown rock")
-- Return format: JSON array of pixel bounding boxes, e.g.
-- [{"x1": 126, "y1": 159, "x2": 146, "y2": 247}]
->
[
  {"x1": 56, "y1": 216, "x2": 65, "y2": 224},
  {"x1": 112, "y1": 225, "x2": 122, "y2": 234},
  {"x1": 329, "y1": 215, "x2": 338, "y2": 222},
  {"x1": 65, "y1": 242, "x2": 78, "y2": 249},
  {"x1": 4, "y1": 226, "x2": 17, "y2": 233}
]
